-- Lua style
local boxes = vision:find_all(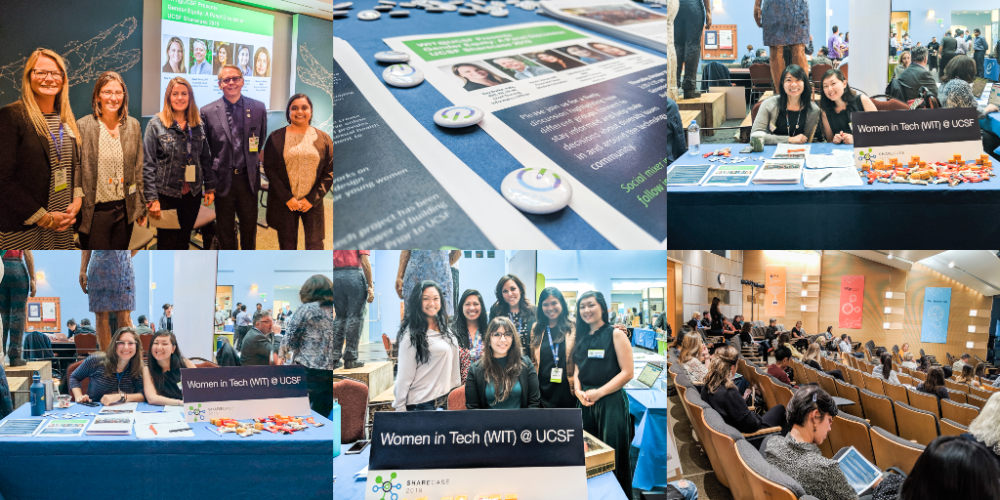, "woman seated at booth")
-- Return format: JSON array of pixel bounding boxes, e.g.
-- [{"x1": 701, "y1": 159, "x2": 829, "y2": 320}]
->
[
  {"x1": 69, "y1": 327, "x2": 145, "y2": 404},
  {"x1": 750, "y1": 64, "x2": 821, "y2": 144},
  {"x1": 465, "y1": 317, "x2": 541, "y2": 409},
  {"x1": 142, "y1": 330, "x2": 196, "y2": 406},
  {"x1": 818, "y1": 68, "x2": 877, "y2": 145}
]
